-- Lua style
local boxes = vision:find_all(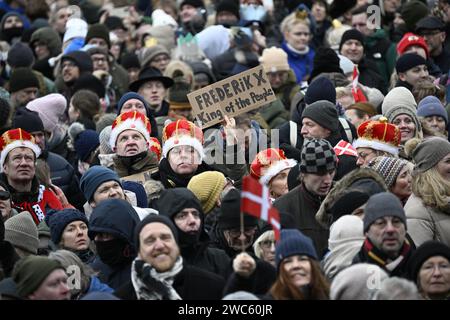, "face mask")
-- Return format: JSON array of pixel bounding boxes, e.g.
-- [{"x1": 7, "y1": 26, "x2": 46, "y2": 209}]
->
[
  {"x1": 95, "y1": 238, "x2": 135, "y2": 266},
  {"x1": 2, "y1": 27, "x2": 24, "y2": 43}
]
